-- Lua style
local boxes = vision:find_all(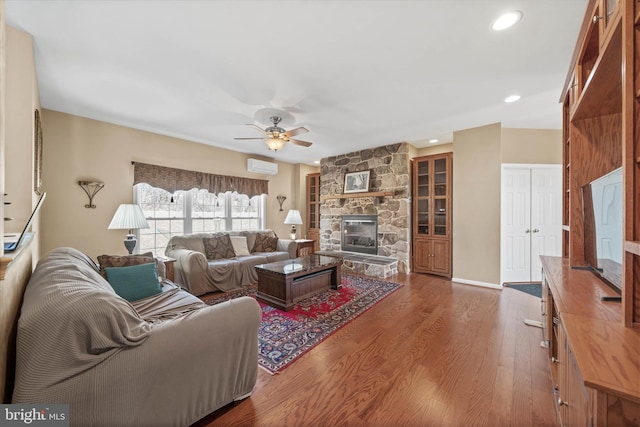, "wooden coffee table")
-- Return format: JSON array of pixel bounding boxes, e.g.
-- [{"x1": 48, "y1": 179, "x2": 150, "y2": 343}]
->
[{"x1": 255, "y1": 255, "x2": 342, "y2": 311}]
